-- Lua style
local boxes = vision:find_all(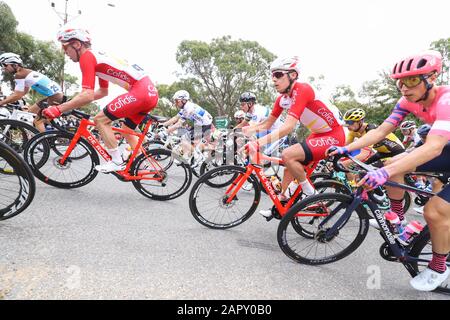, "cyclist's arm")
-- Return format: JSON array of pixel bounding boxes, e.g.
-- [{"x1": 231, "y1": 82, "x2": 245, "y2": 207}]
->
[
  {"x1": 242, "y1": 115, "x2": 277, "y2": 136},
  {"x1": 163, "y1": 115, "x2": 180, "y2": 127},
  {"x1": 166, "y1": 117, "x2": 183, "y2": 134},
  {"x1": 0, "y1": 90, "x2": 28, "y2": 106},
  {"x1": 58, "y1": 89, "x2": 95, "y2": 113},
  {"x1": 383, "y1": 135, "x2": 448, "y2": 177},
  {"x1": 94, "y1": 87, "x2": 108, "y2": 100},
  {"x1": 255, "y1": 115, "x2": 296, "y2": 147},
  {"x1": 234, "y1": 120, "x2": 249, "y2": 129},
  {"x1": 345, "y1": 122, "x2": 396, "y2": 153}
]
